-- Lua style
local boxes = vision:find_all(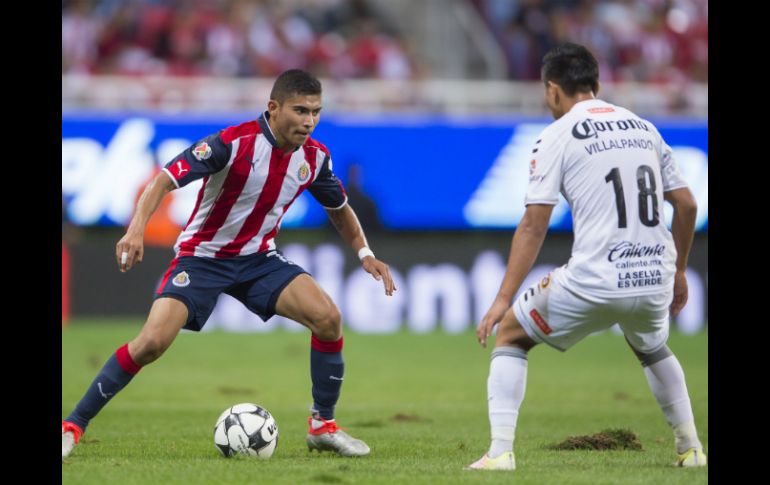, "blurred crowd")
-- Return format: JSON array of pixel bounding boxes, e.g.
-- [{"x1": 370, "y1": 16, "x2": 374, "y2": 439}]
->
[
  {"x1": 472, "y1": 0, "x2": 707, "y2": 84},
  {"x1": 62, "y1": 0, "x2": 418, "y2": 79},
  {"x1": 63, "y1": 0, "x2": 707, "y2": 84}
]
